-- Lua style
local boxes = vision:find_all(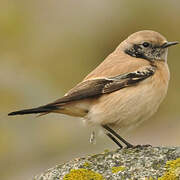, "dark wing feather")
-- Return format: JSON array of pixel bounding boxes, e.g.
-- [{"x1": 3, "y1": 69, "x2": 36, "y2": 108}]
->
[
  {"x1": 47, "y1": 66, "x2": 156, "y2": 106},
  {"x1": 8, "y1": 66, "x2": 155, "y2": 116}
]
